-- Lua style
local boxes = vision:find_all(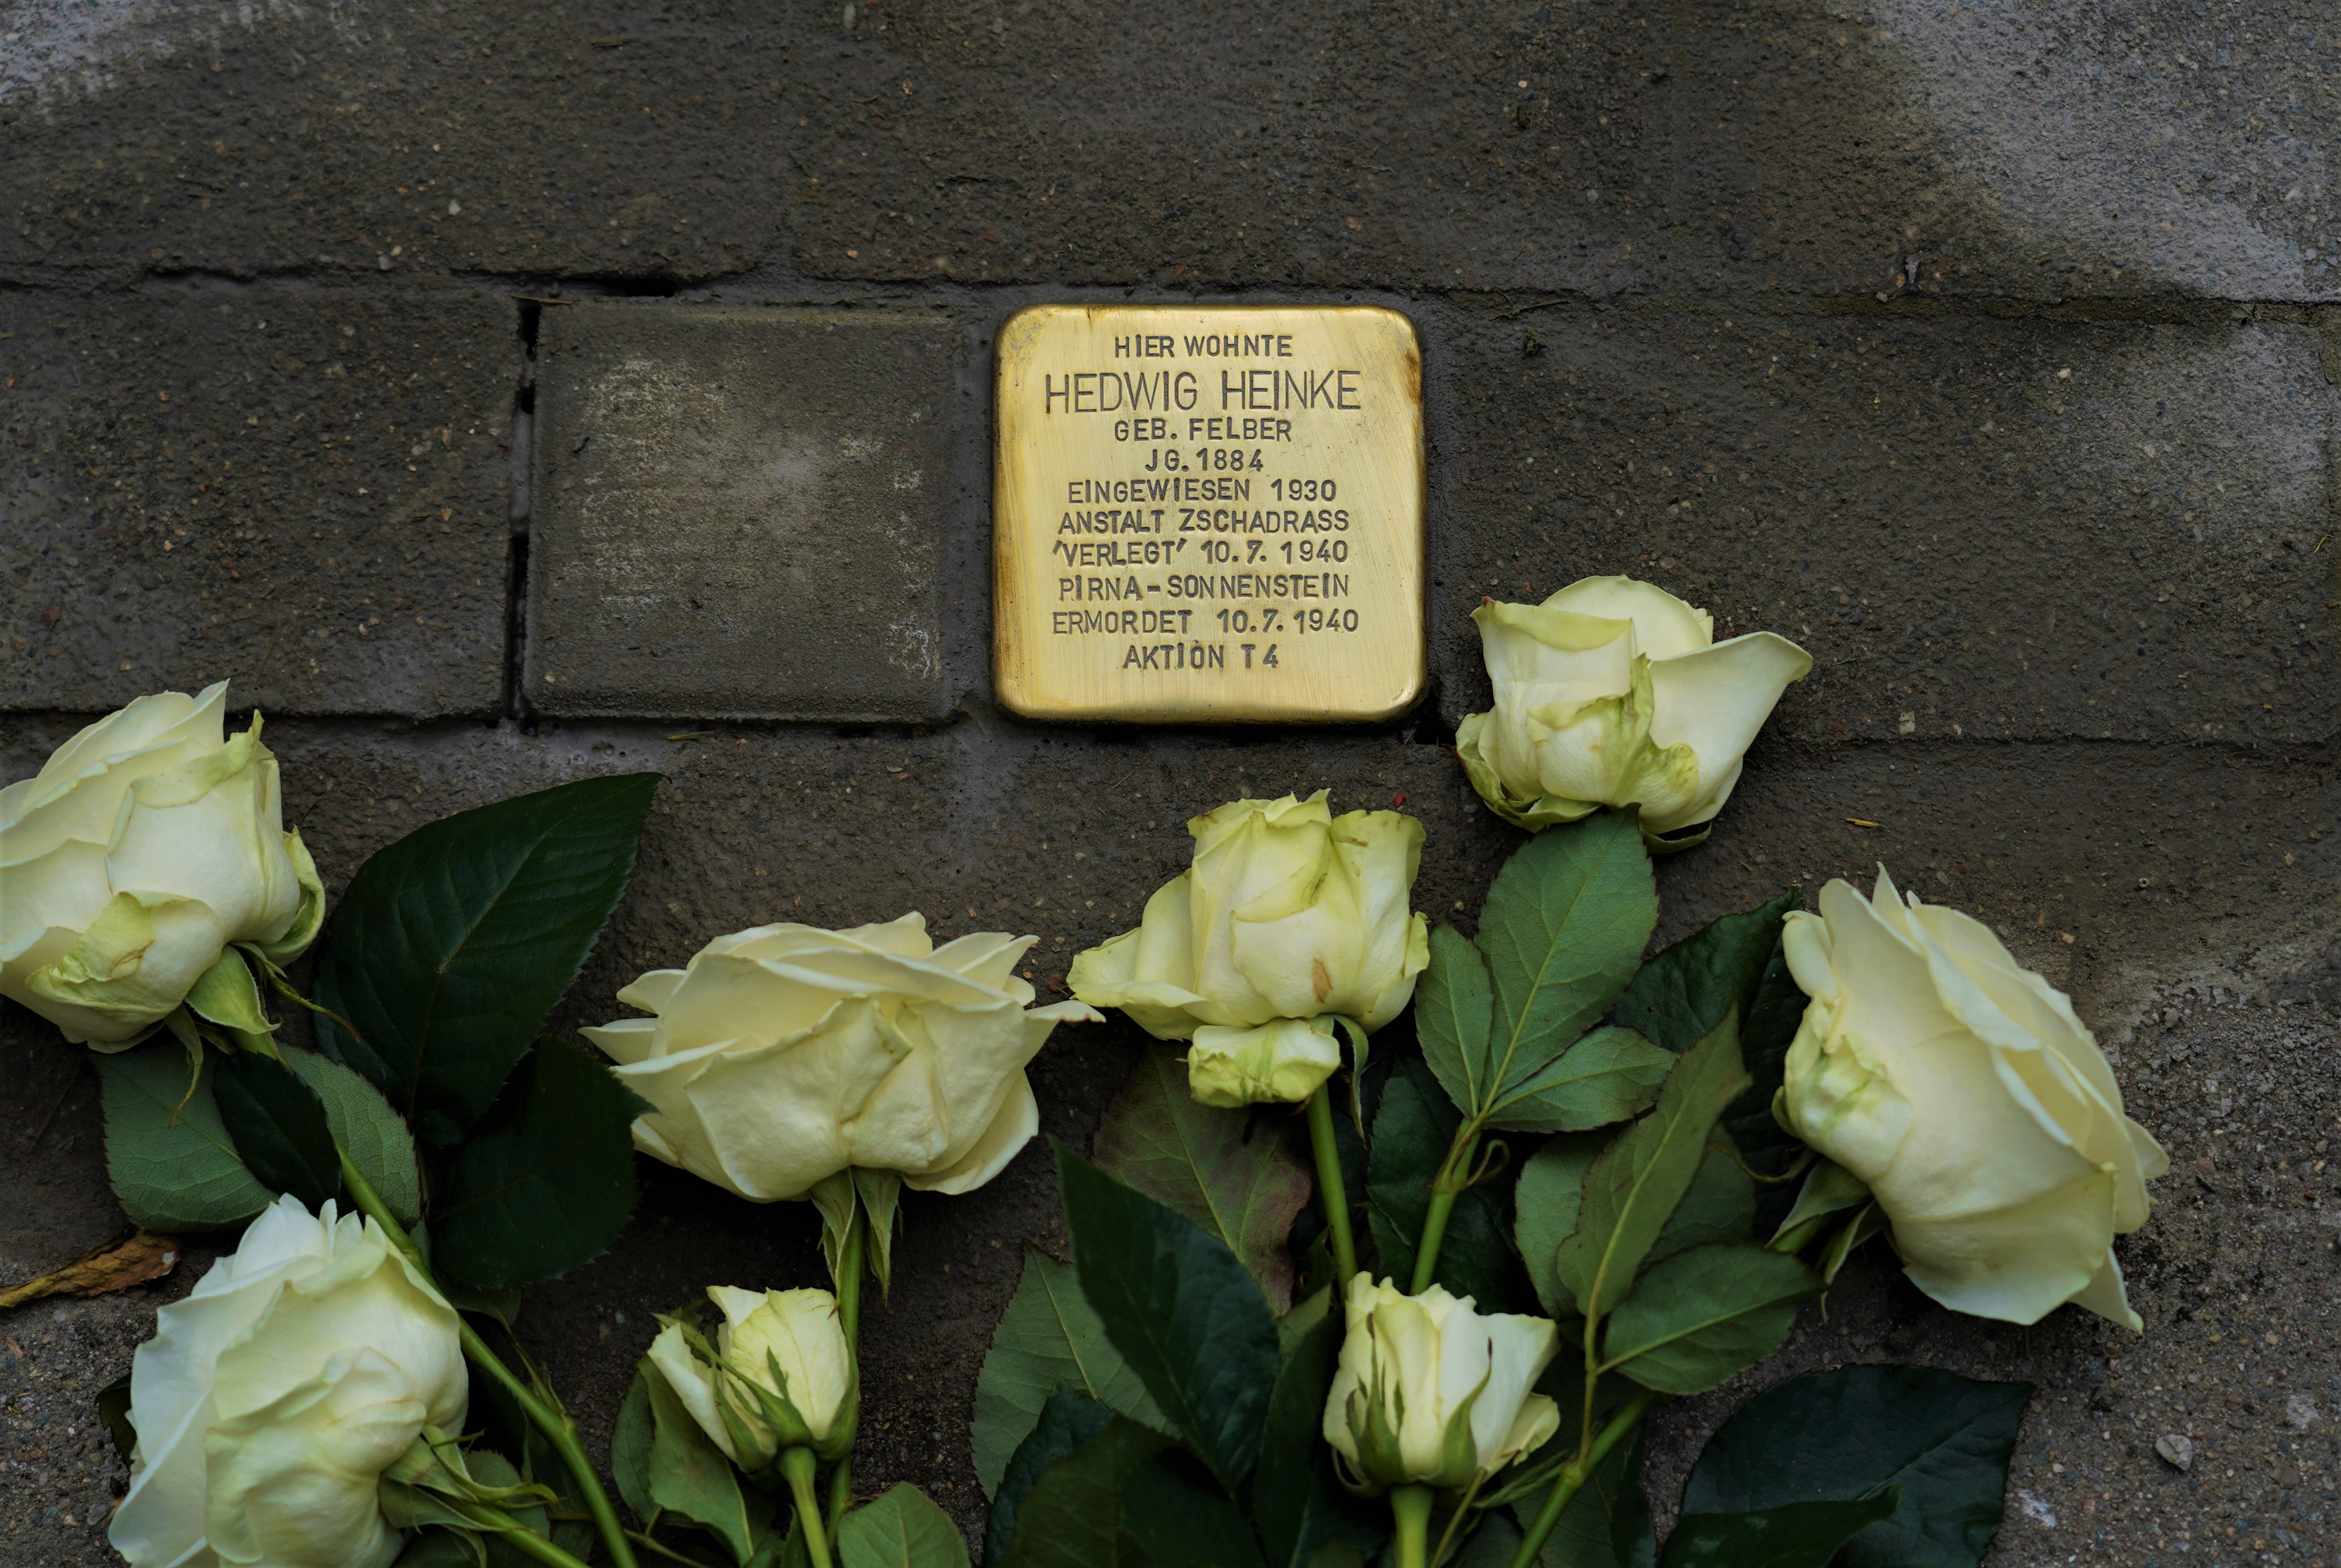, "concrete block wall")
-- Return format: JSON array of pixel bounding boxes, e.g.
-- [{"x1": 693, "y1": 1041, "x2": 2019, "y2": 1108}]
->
[{"x1": 3, "y1": 3, "x2": 2336, "y2": 1563}]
